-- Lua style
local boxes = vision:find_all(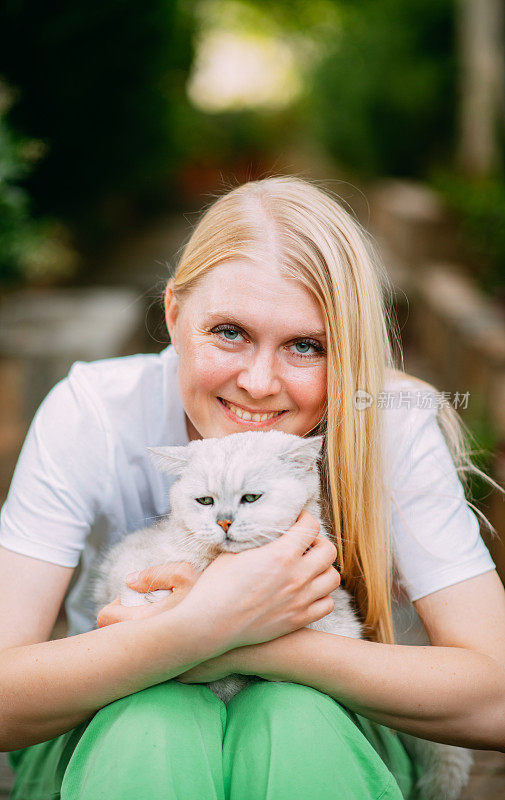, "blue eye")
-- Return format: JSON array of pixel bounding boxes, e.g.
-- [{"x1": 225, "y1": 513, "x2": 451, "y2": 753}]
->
[
  {"x1": 294, "y1": 342, "x2": 311, "y2": 354},
  {"x1": 212, "y1": 325, "x2": 244, "y2": 342},
  {"x1": 196, "y1": 496, "x2": 214, "y2": 505},
  {"x1": 289, "y1": 340, "x2": 325, "y2": 357},
  {"x1": 241, "y1": 493, "x2": 262, "y2": 503}
]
